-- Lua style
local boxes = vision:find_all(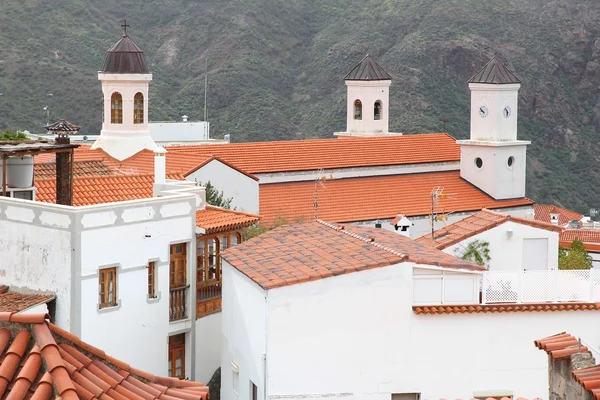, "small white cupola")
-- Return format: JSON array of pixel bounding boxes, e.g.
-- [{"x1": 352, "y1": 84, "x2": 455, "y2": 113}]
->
[
  {"x1": 91, "y1": 21, "x2": 157, "y2": 161},
  {"x1": 390, "y1": 213, "x2": 413, "y2": 237},
  {"x1": 549, "y1": 207, "x2": 560, "y2": 225},
  {"x1": 335, "y1": 55, "x2": 400, "y2": 138},
  {"x1": 457, "y1": 56, "x2": 531, "y2": 200}
]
